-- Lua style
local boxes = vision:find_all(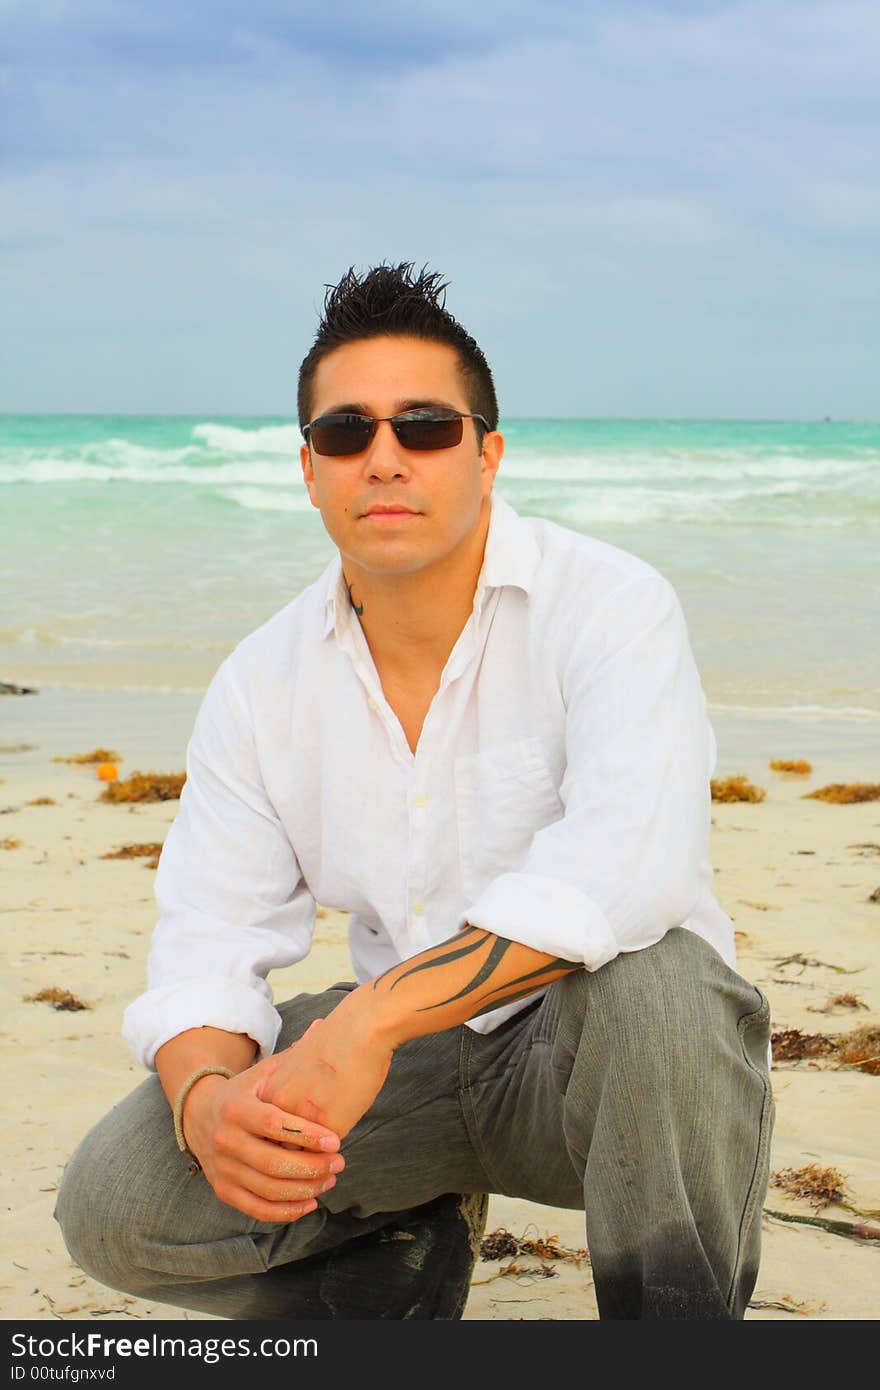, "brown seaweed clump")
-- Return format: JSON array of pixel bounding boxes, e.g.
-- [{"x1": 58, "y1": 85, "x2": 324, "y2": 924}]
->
[
  {"x1": 772, "y1": 1024, "x2": 880, "y2": 1076},
  {"x1": 99, "y1": 771, "x2": 186, "y2": 803},
  {"x1": 480, "y1": 1229, "x2": 520, "y2": 1261},
  {"x1": 518, "y1": 1233, "x2": 586, "y2": 1262},
  {"x1": 26, "y1": 797, "x2": 56, "y2": 806},
  {"x1": 1, "y1": 836, "x2": 22, "y2": 850},
  {"x1": 836, "y1": 1025, "x2": 880, "y2": 1077},
  {"x1": 53, "y1": 747, "x2": 123, "y2": 765},
  {"x1": 24, "y1": 986, "x2": 90, "y2": 1012},
  {"x1": 771, "y1": 1028, "x2": 838, "y2": 1061},
  {"x1": 803, "y1": 783, "x2": 880, "y2": 804},
  {"x1": 808, "y1": 993, "x2": 869, "y2": 1014},
  {"x1": 101, "y1": 841, "x2": 164, "y2": 869},
  {"x1": 710, "y1": 775, "x2": 766, "y2": 803},
  {"x1": 479, "y1": 1226, "x2": 589, "y2": 1266},
  {"x1": 772, "y1": 1164, "x2": 847, "y2": 1210},
  {"x1": 770, "y1": 759, "x2": 812, "y2": 774}
]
